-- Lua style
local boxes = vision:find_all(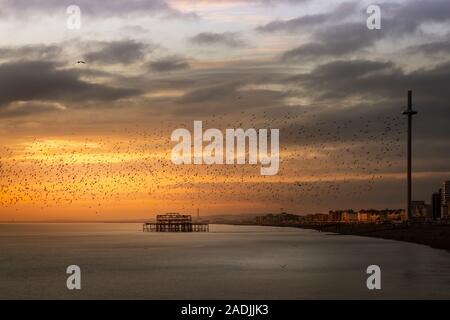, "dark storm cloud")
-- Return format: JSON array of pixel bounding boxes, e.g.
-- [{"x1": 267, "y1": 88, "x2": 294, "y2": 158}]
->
[
  {"x1": 0, "y1": 44, "x2": 62, "y2": 61},
  {"x1": 189, "y1": 32, "x2": 246, "y2": 48},
  {"x1": 0, "y1": 101, "x2": 65, "y2": 118},
  {"x1": 1, "y1": 0, "x2": 198, "y2": 19},
  {"x1": 259, "y1": 0, "x2": 450, "y2": 35},
  {"x1": 0, "y1": 60, "x2": 141, "y2": 112},
  {"x1": 382, "y1": 0, "x2": 450, "y2": 35},
  {"x1": 287, "y1": 59, "x2": 450, "y2": 107},
  {"x1": 149, "y1": 71, "x2": 288, "y2": 116},
  {"x1": 281, "y1": 23, "x2": 380, "y2": 61},
  {"x1": 148, "y1": 56, "x2": 190, "y2": 72},
  {"x1": 287, "y1": 59, "x2": 397, "y2": 93},
  {"x1": 256, "y1": 13, "x2": 329, "y2": 33},
  {"x1": 407, "y1": 39, "x2": 450, "y2": 55},
  {"x1": 143, "y1": 61, "x2": 288, "y2": 97},
  {"x1": 84, "y1": 40, "x2": 151, "y2": 65},
  {"x1": 256, "y1": 2, "x2": 356, "y2": 33},
  {"x1": 268, "y1": 0, "x2": 450, "y2": 61},
  {"x1": 173, "y1": 80, "x2": 286, "y2": 116},
  {"x1": 177, "y1": 83, "x2": 241, "y2": 104},
  {"x1": 282, "y1": 59, "x2": 450, "y2": 151},
  {"x1": 278, "y1": 100, "x2": 404, "y2": 146},
  {"x1": 109, "y1": 62, "x2": 291, "y2": 117},
  {"x1": 125, "y1": 59, "x2": 288, "y2": 96}
]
